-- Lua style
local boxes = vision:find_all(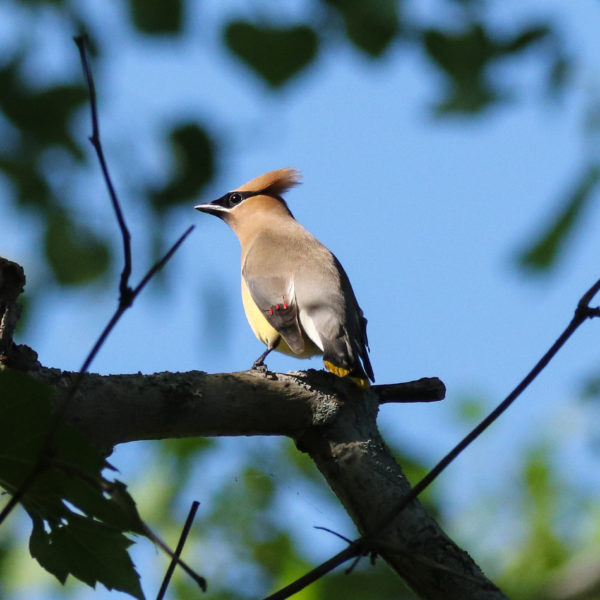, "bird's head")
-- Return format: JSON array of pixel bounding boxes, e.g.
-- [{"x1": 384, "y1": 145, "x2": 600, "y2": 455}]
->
[{"x1": 194, "y1": 168, "x2": 301, "y2": 234}]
